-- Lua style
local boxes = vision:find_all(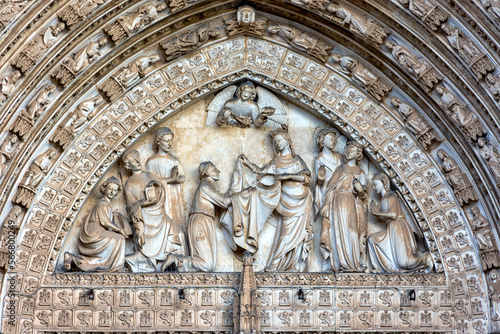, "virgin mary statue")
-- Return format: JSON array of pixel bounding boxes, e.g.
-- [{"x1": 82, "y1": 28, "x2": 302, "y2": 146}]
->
[{"x1": 224, "y1": 127, "x2": 313, "y2": 272}]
